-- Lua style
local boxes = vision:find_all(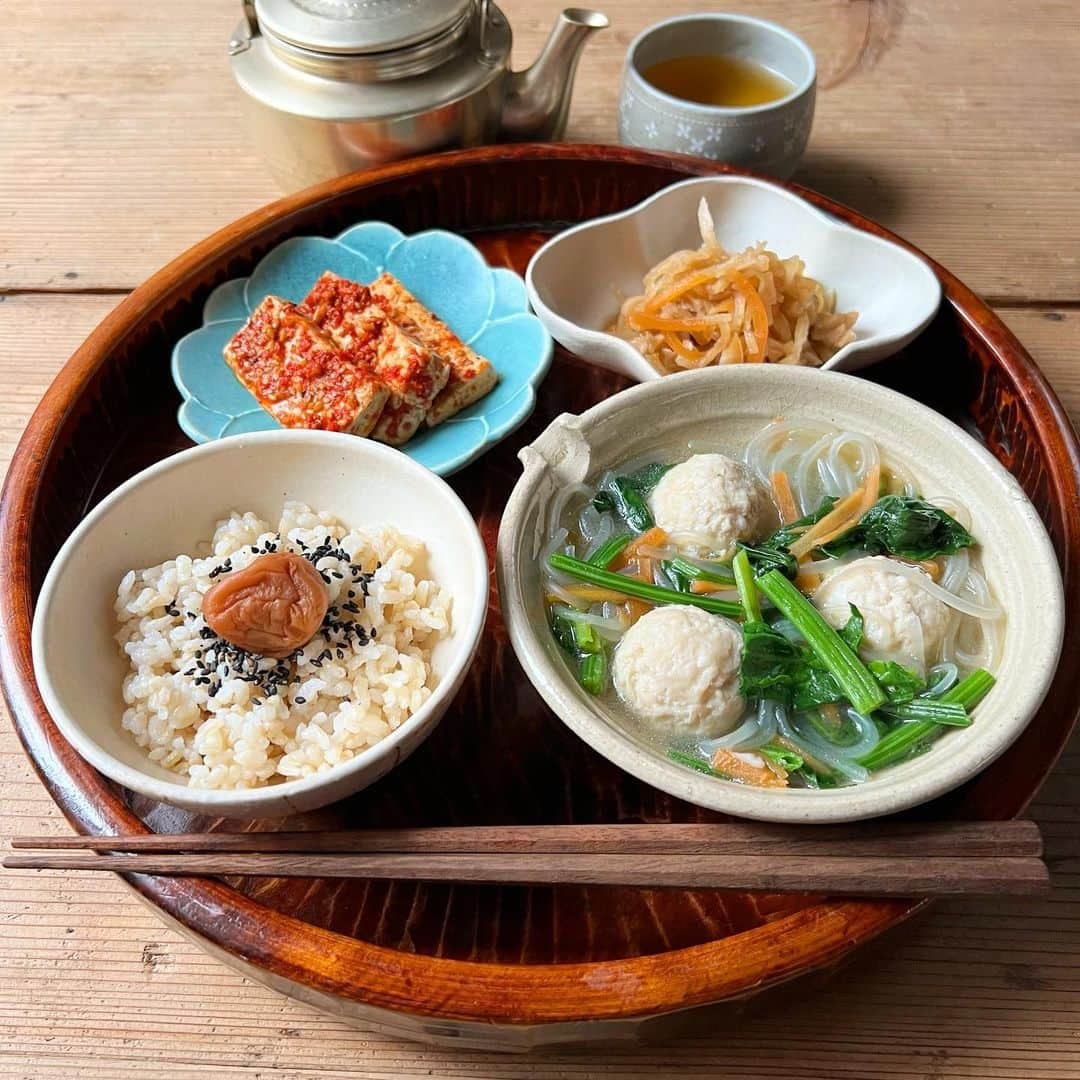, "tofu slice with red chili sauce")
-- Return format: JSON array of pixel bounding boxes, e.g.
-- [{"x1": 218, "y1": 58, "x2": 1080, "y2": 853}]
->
[
  {"x1": 370, "y1": 398, "x2": 427, "y2": 446},
  {"x1": 368, "y1": 272, "x2": 498, "y2": 427},
  {"x1": 224, "y1": 296, "x2": 387, "y2": 434},
  {"x1": 299, "y1": 272, "x2": 449, "y2": 412}
]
